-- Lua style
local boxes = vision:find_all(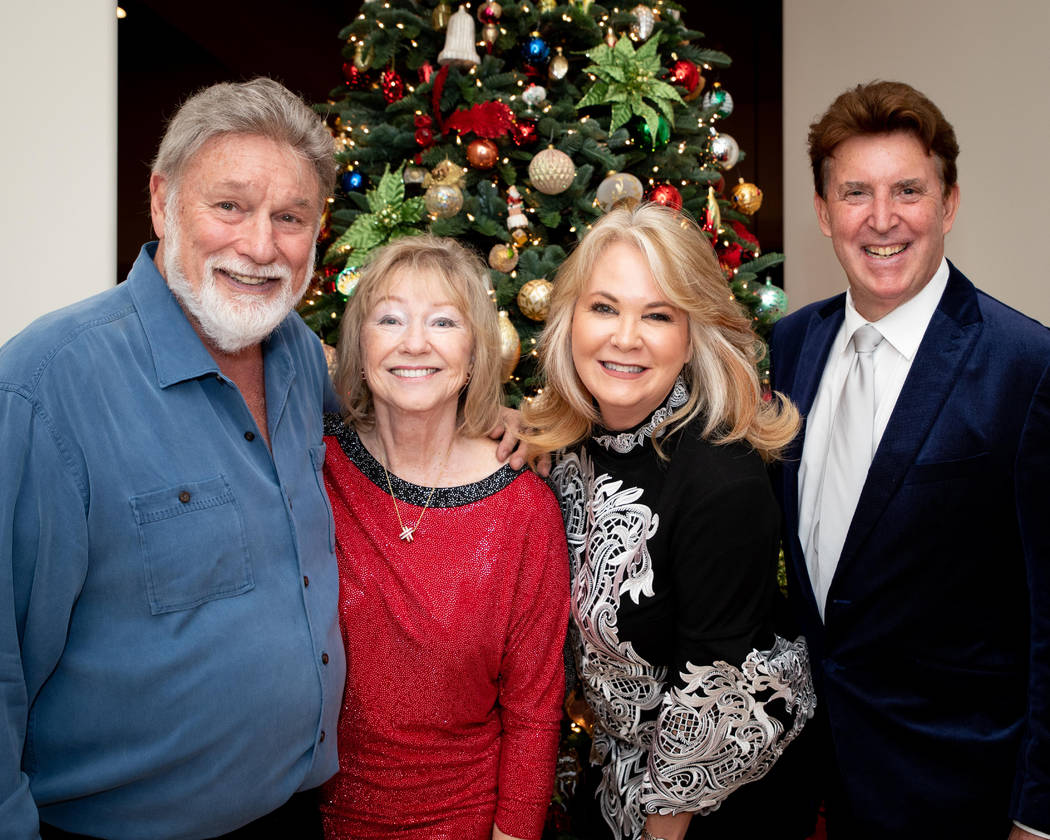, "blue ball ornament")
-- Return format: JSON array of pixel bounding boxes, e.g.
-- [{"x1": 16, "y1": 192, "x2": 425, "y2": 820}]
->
[
  {"x1": 523, "y1": 36, "x2": 550, "y2": 65},
  {"x1": 340, "y1": 170, "x2": 365, "y2": 192}
]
